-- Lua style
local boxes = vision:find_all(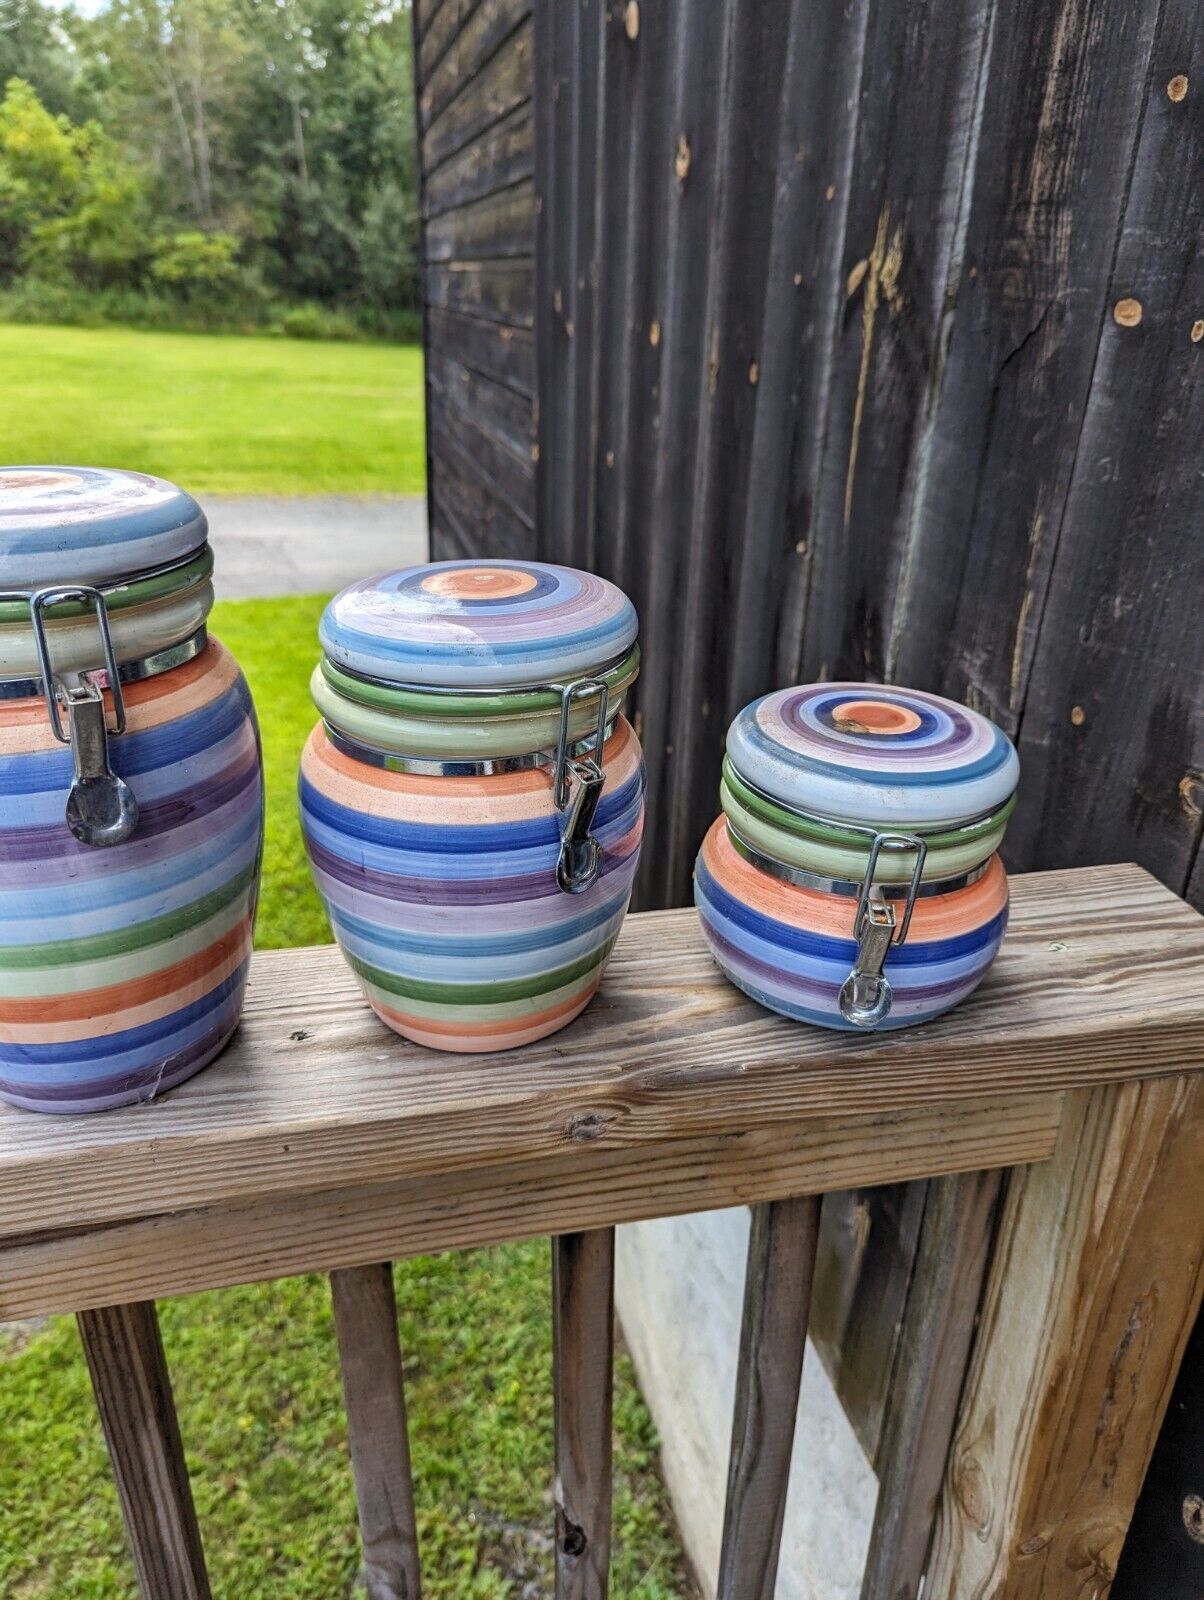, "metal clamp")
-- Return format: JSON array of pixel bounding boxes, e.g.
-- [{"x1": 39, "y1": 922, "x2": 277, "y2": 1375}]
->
[
  {"x1": 28, "y1": 586, "x2": 140, "y2": 848},
  {"x1": 553, "y1": 677, "x2": 609, "y2": 894},
  {"x1": 838, "y1": 831, "x2": 928, "y2": 1027}
]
